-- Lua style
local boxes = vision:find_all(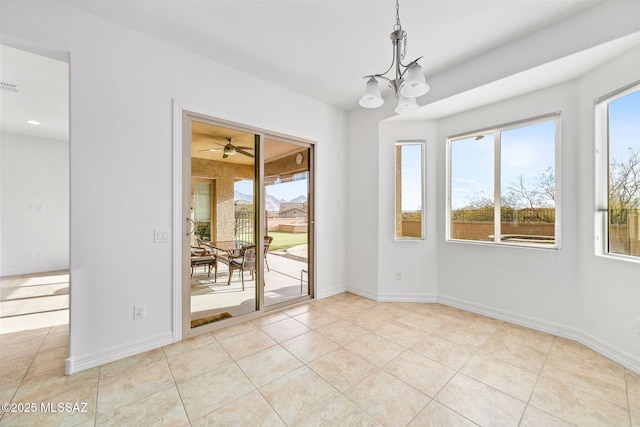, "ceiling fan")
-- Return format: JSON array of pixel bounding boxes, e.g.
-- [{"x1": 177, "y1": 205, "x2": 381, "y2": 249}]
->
[{"x1": 199, "y1": 137, "x2": 254, "y2": 159}]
